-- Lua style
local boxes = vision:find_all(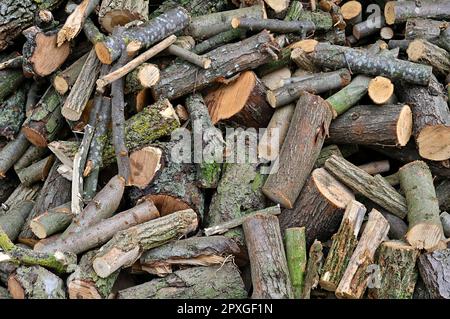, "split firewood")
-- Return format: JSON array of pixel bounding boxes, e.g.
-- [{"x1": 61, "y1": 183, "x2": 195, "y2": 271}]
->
[
  {"x1": 0, "y1": 86, "x2": 27, "y2": 140},
  {"x1": 243, "y1": 213, "x2": 294, "y2": 299},
  {"x1": 67, "y1": 249, "x2": 119, "y2": 299},
  {"x1": 8, "y1": 265, "x2": 66, "y2": 299},
  {"x1": 93, "y1": 209, "x2": 198, "y2": 278},
  {"x1": 367, "y1": 76, "x2": 394, "y2": 105},
  {"x1": 335, "y1": 209, "x2": 389, "y2": 299},
  {"x1": 284, "y1": 227, "x2": 307, "y2": 299},
  {"x1": 327, "y1": 104, "x2": 413, "y2": 147},
  {"x1": 302, "y1": 240, "x2": 323, "y2": 299},
  {"x1": 311, "y1": 43, "x2": 433, "y2": 85},
  {"x1": 418, "y1": 249, "x2": 450, "y2": 299},
  {"x1": 22, "y1": 26, "x2": 70, "y2": 77},
  {"x1": 14, "y1": 146, "x2": 49, "y2": 173},
  {"x1": 117, "y1": 263, "x2": 247, "y2": 299},
  {"x1": 399, "y1": 161, "x2": 445, "y2": 252},
  {"x1": 205, "y1": 70, "x2": 273, "y2": 128},
  {"x1": 314, "y1": 144, "x2": 343, "y2": 168},
  {"x1": 320, "y1": 200, "x2": 367, "y2": 292},
  {"x1": 16, "y1": 155, "x2": 55, "y2": 186},
  {"x1": 98, "y1": 0, "x2": 149, "y2": 33},
  {"x1": 186, "y1": 93, "x2": 223, "y2": 188},
  {"x1": 36, "y1": 199, "x2": 159, "y2": 255},
  {"x1": 279, "y1": 168, "x2": 355, "y2": 246},
  {"x1": 263, "y1": 91, "x2": 333, "y2": 209},
  {"x1": 25, "y1": 82, "x2": 43, "y2": 118},
  {"x1": 153, "y1": 31, "x2": 280, "y2": 101},
  {"x1": 341, "y1": 1, "x2": 362, "y2": 25},
  {"x1": 21, "y1": 86, "x2": 64, "y2": 148},
  {"x1": 95, "y1": 7, "x2": 189, "y2": 64},
  {"x1": 139, "y1": 236, "x2": 240, "y2": 276},
  {"x1": 396, "y1": 75, "x2": 450, "y2": 161},
  {"x1": 30, "y1": 202, "x2": 72, "y2": 239},
  {"x1": 368, "y1": 241, "x2": 419, "y2": 299},
  {"x1": 324, "y1": 155, "x2": 407, "y2": 219},
  {"x1": 405, "y1": 18, "x2": 450, "y2": 52},
  {"x1": 18, "y1": 161, "x2": 71, "y2": 245},
  {"x1": 0, "y1": 201, "x2": 35, "y2": 241},
  {"x1": 384, "y1": 0, "x2": 450, "y2": 25}
]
